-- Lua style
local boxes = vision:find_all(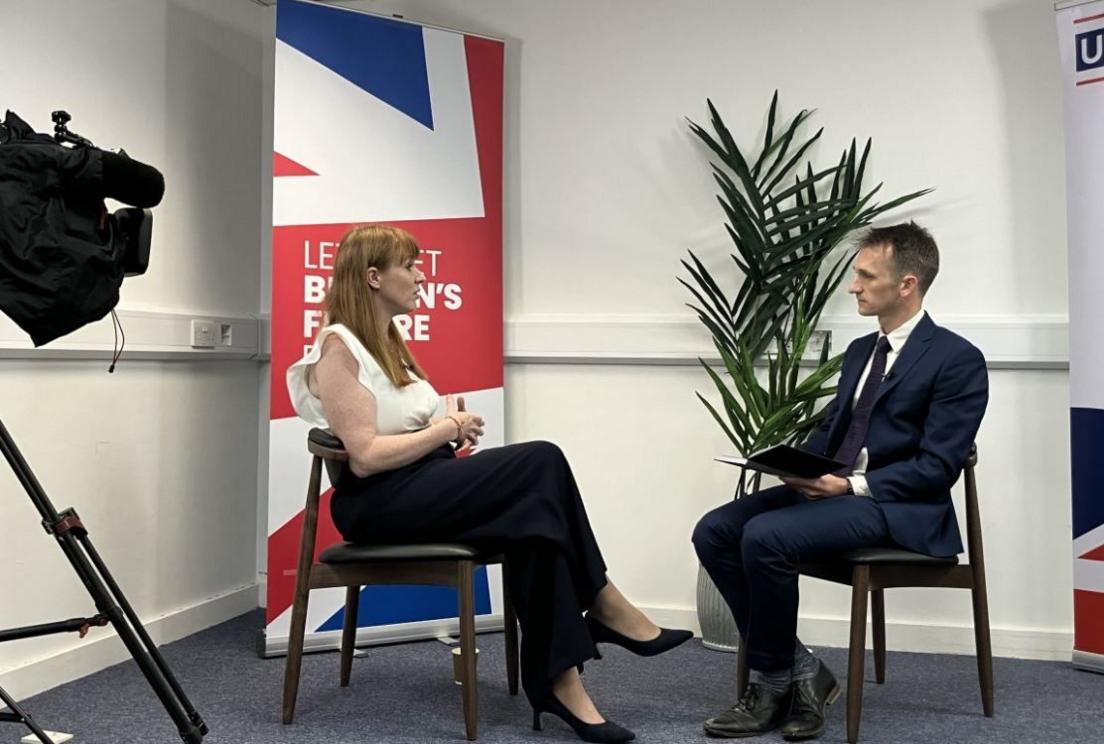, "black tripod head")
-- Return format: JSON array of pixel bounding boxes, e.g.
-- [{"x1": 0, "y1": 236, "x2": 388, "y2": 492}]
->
[{"x1": 51, "y1": 109, "x2": 95, "y2": 148}]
